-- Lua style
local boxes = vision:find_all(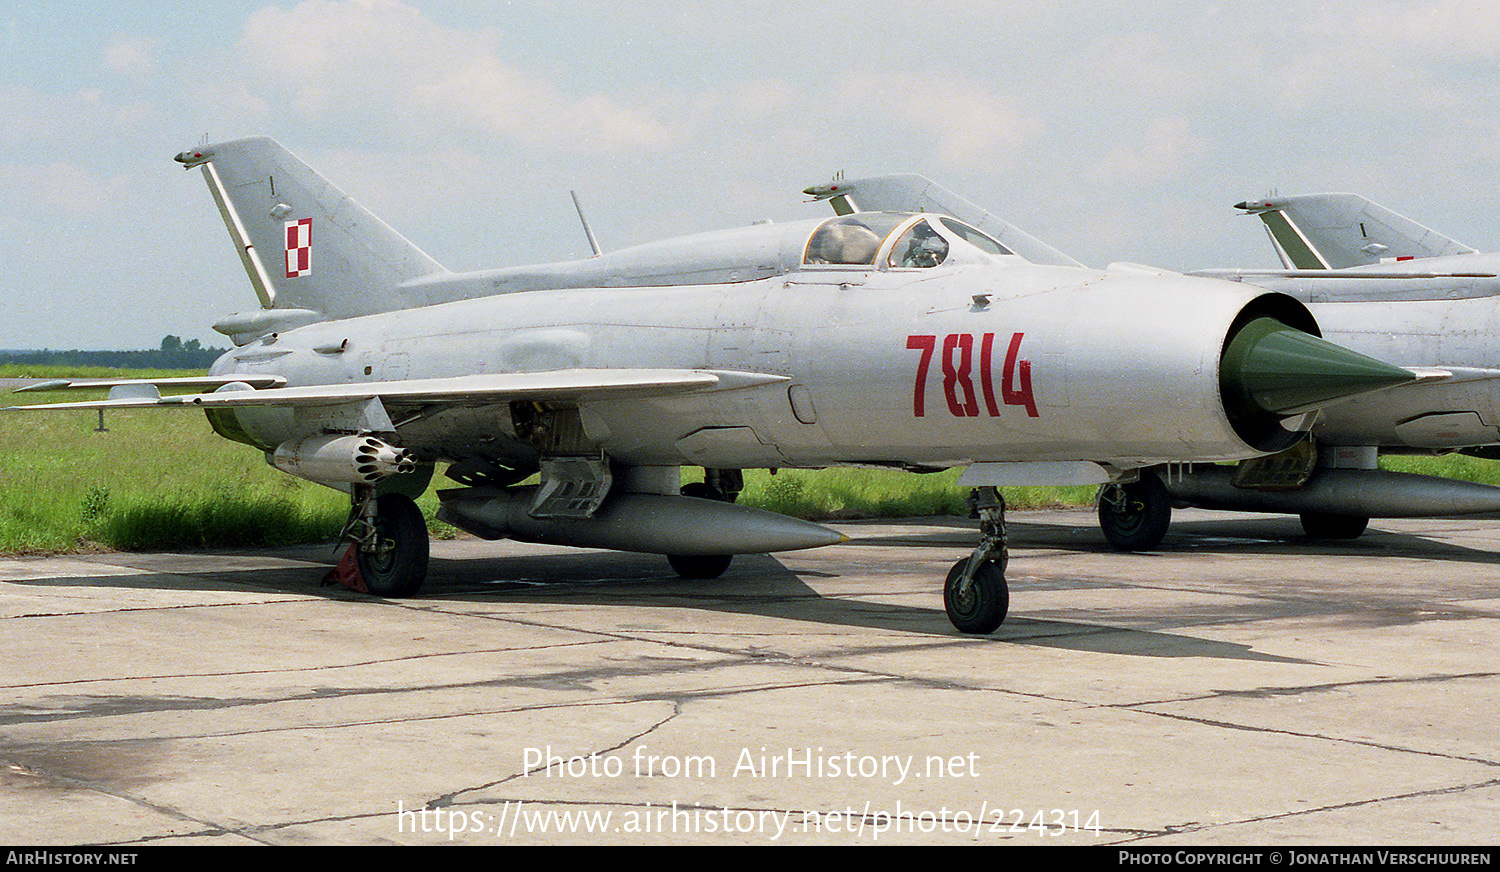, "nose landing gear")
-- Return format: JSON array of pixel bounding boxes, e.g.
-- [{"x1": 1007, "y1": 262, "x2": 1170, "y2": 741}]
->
[{"x1": 943, "y1": 486, "x2": 1009, "y2": 634}]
